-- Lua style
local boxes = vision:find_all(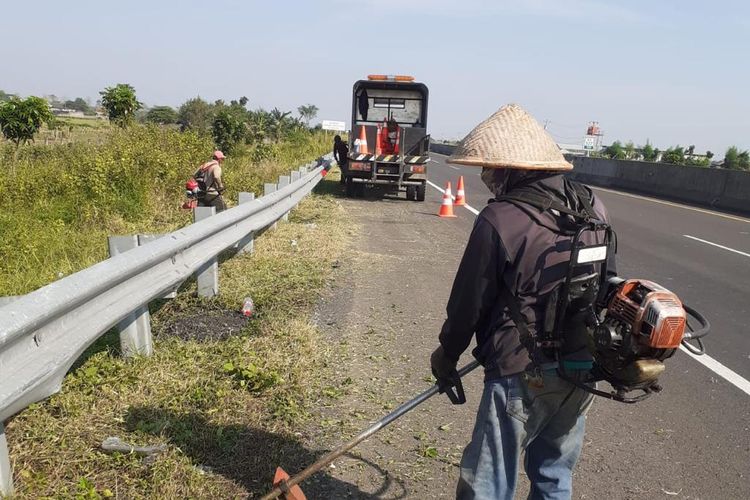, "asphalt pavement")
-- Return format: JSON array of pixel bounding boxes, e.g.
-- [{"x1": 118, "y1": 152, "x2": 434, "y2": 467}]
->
[{"x1": 422, "y1": 153, "x2": 750, "y2": 497}]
